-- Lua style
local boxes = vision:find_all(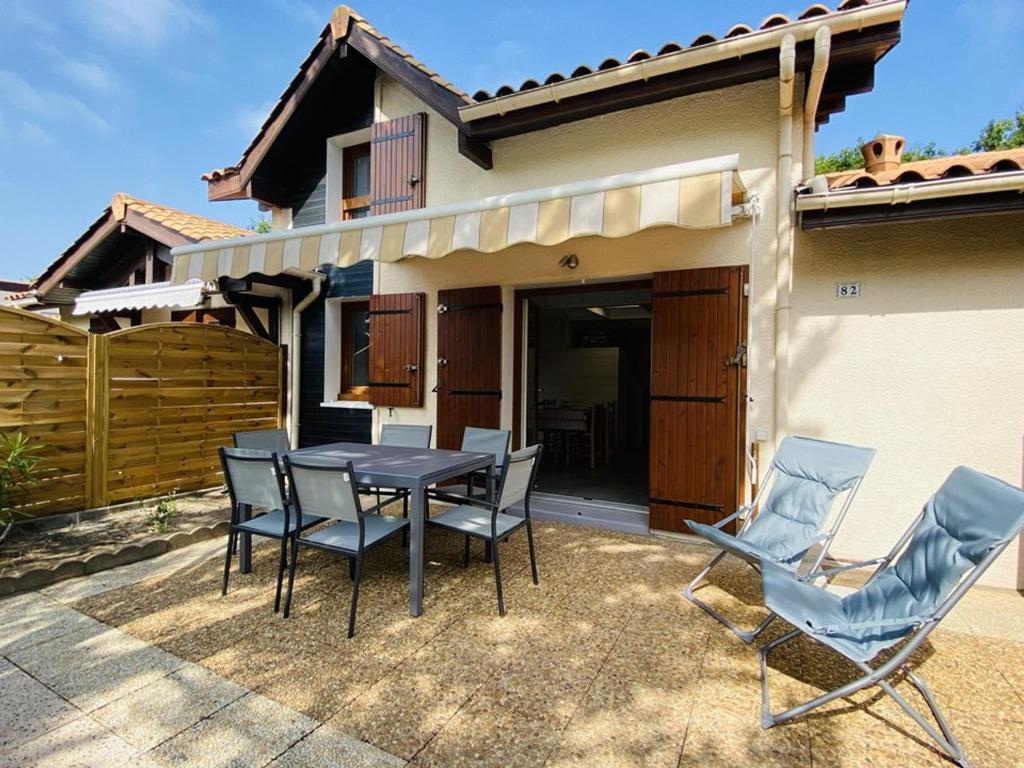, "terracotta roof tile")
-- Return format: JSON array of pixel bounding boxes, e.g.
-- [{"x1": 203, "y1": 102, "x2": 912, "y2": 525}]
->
[
  {"x1": 470, "y1": 0, "x2": 895, "y2": 102},
  {"x1": 113, "y1": 194, "x2": 251, "y2": 241},
  {"x1": 826, "y1": 148, "x2": 1024, "y2": 190}
]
